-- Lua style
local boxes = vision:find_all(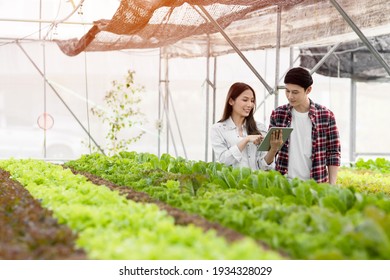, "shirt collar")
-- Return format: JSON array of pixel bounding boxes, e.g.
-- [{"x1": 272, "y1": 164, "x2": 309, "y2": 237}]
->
[
  {"x1": 308, "y1": 99, "x2": 316, "y2": 116},
  {"x1": 287, "y1": 98, "x2": 315, "y2": 116},
  {"x1": 226, "y1": 116, "x2": 247, "y2": 130}
]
